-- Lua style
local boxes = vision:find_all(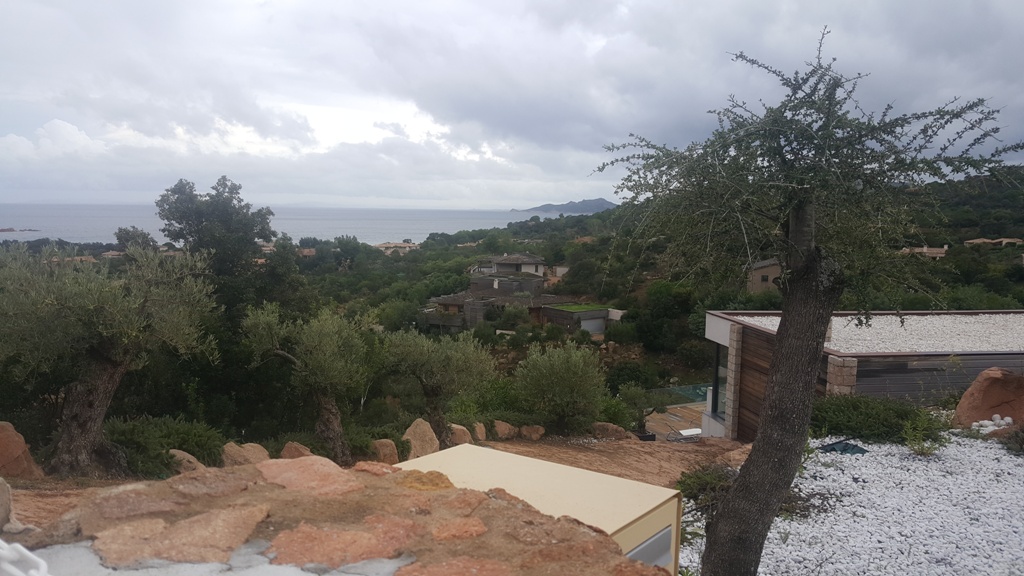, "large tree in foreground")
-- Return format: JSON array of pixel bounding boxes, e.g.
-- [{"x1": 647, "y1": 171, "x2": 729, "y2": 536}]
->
[
  {"x1": 0, "y1": 246, "x2": 218, "y2": 476},
  {"x1": 605, "y1": 31, "x2": 1022, "y2": 576}
]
